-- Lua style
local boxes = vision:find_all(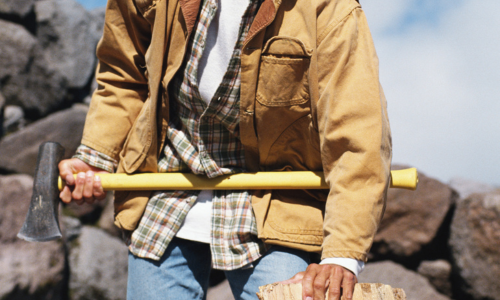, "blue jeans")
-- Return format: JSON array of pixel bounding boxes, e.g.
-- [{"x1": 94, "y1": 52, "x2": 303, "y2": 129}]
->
[{"x1": 127, "y1": 237, "x2": 313, "y2": 300}]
